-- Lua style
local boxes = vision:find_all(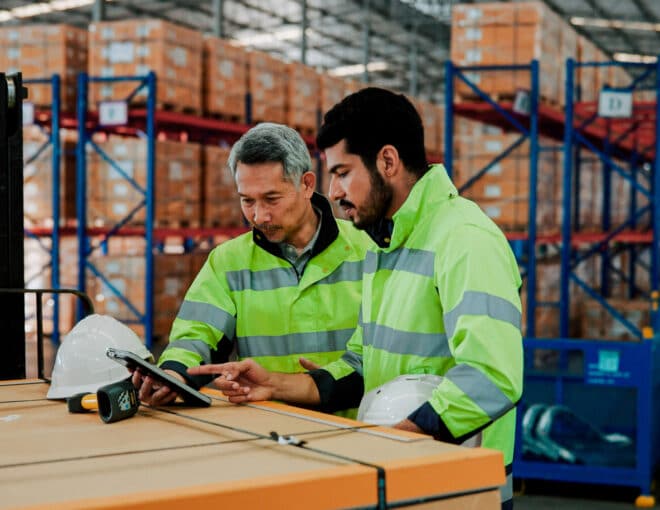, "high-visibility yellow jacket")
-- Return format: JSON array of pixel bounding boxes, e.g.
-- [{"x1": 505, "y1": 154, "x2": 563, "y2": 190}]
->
[
  {"x1": 313, "y1": 165, "x2": 523, "y2": 501},
  {"x1": 160, "y1": 193, "x2": 372, "y2": 404}
]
